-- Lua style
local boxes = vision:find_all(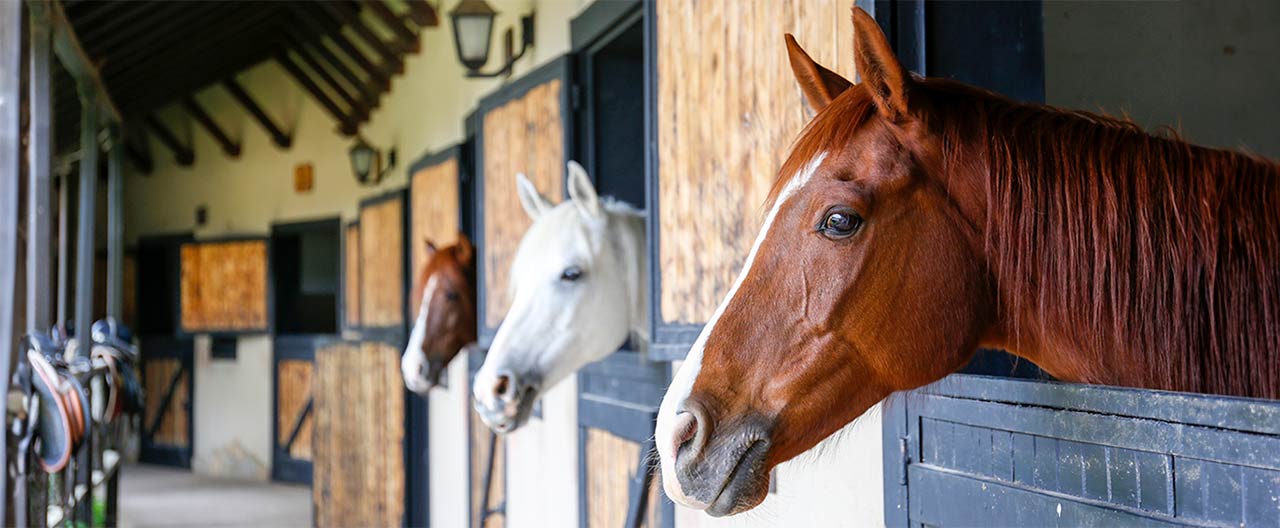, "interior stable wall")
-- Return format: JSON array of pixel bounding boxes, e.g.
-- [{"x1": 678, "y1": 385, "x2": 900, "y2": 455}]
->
[
  {"x1": 122, "y1": 5, "x2": 587, "y2": 514},
  {"x1": 1044, "y1": 0, "x2": 1280, "y2": 158}
]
